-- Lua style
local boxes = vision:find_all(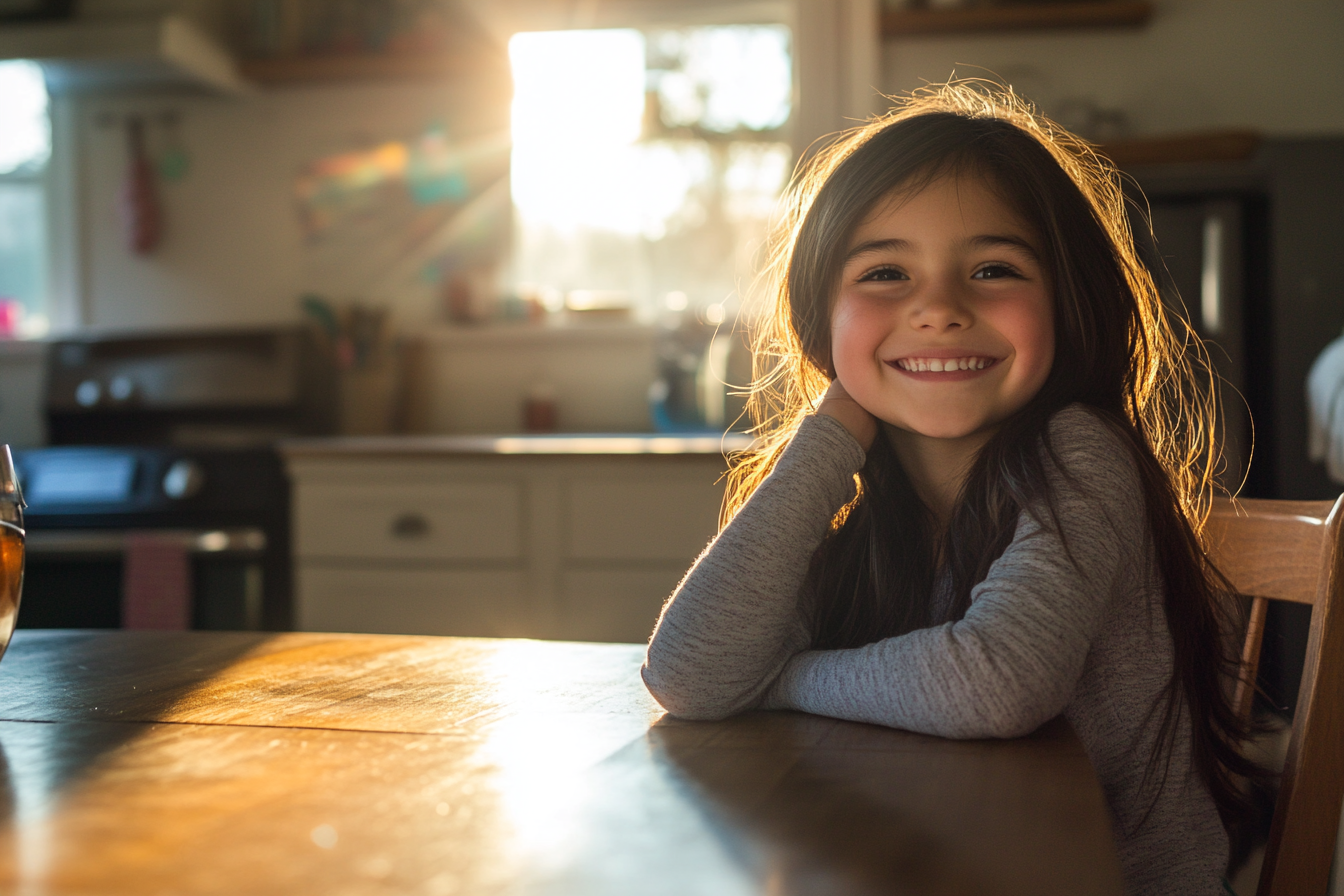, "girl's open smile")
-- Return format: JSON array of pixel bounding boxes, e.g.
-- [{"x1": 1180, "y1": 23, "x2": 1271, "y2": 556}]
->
[{"x1": 888, "y1": 354, "x2": 1000, "y2": 376}]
